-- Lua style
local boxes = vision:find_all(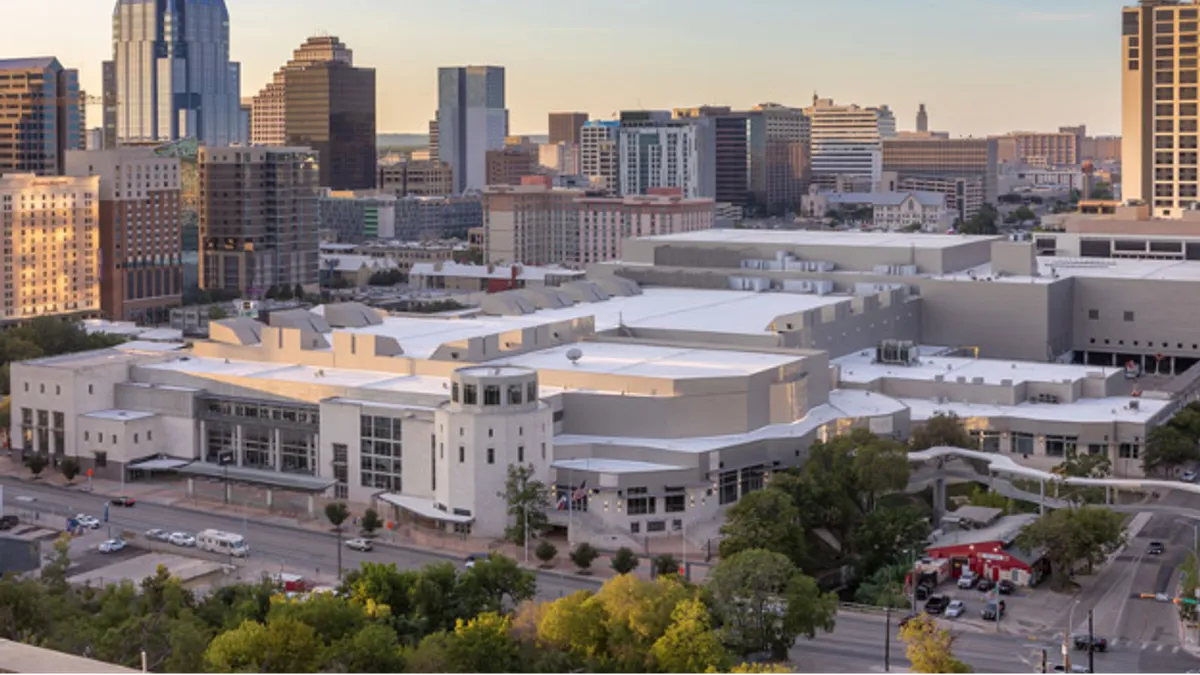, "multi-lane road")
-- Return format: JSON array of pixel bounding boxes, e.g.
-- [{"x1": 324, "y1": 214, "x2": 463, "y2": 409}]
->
[{"x1": 0, "y1": 476, "x2": 601, "y2": 602}]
